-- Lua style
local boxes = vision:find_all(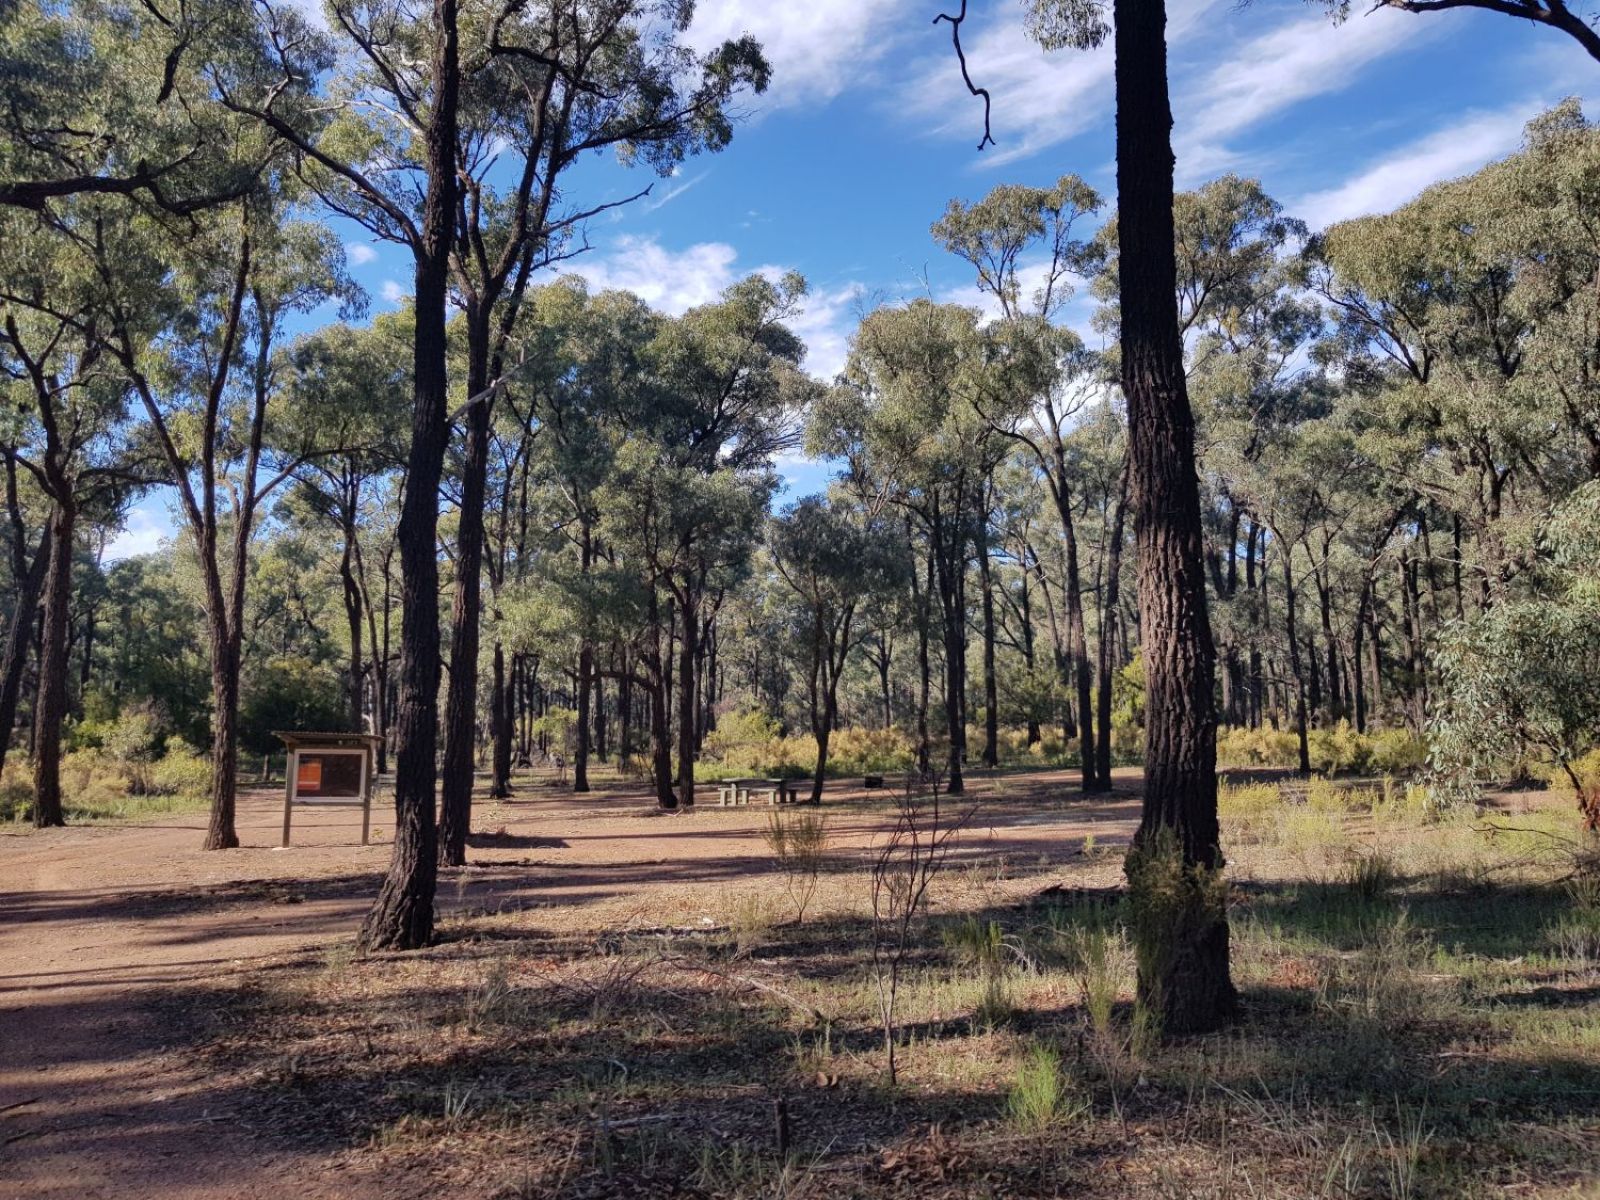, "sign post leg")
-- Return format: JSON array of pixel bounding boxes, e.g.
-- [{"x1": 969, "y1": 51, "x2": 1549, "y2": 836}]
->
[{"x1": 281, "y1": 751, "x2": 296, "y2": 847}]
